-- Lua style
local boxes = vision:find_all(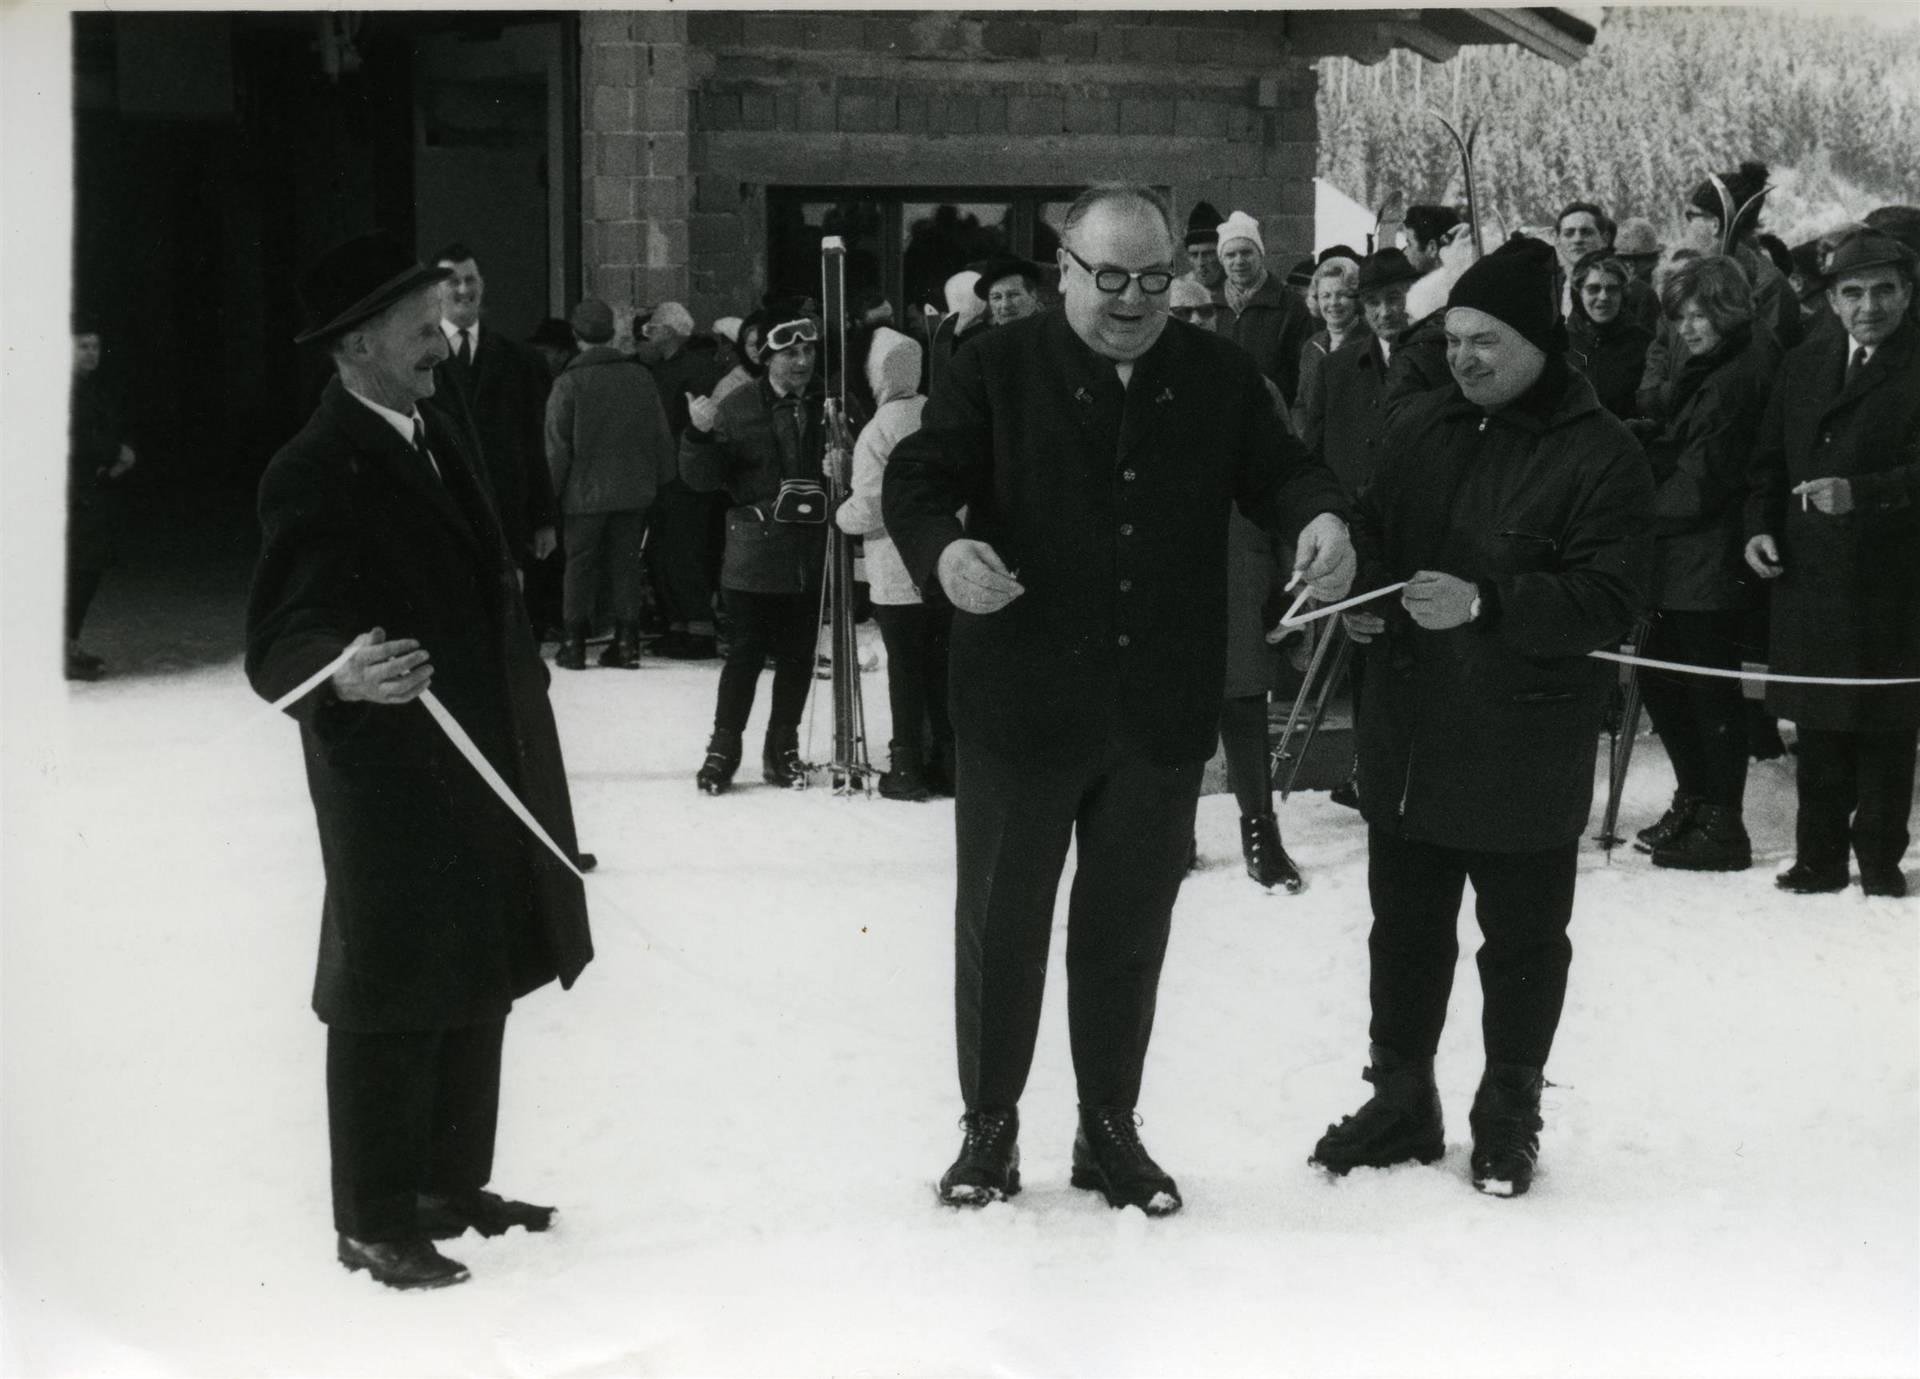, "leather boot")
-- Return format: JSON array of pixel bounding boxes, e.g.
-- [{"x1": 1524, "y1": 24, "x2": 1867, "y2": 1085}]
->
[
  {"x1": 598, "y1": 620, "x2": 641, "y2": 668},
  {"x1": 1634, "y1": 791, "x2": 1699, "y2": 854},
  {"x1": 1469, "y1": 1063, "x2": 1545, "y2": 1197},
  {"x1": 879, "y1": 740, "x2": 931, "y2": 801},
  {"x1": 1310, "y1": 1043, "x2": 1445, "y2": 1175},
  {"x1": 337, "y1": 1234, "x2": 469, "y2": 1290},
  {"x1": 695, "y1": 729, "x2": 742, "y2": 795},
  {"x1": 1241, "y1": 811, "x2": 1304, "y2": 893},
  {"x1": 1651, "y1": 802, "x2": 1750, "y2": 871},
  {"x1": 763, "y1": 727, "x2": 808, "y2": 789},
  {"x1": 937, "y1": 1107, "x2": 1020, "y2": 1207},
  {"x1": 1071, "y1": 1107, "x2": 1182, "y2": 1216},
  {"x1": 555, "y1": 623, "x2": 590, "y2": 670}
]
